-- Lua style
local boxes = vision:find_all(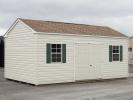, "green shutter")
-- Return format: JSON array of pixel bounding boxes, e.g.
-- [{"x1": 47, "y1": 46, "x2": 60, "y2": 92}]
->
[
  {"x1": 46, "y1": 43, "x2": 51, "y2": 63},
  {"x1": 109, "y1": 45, "x2": 112, "y2": 62},
  {"x1": 62, "y1": 44, "x2": 66, "y2": 63},
  {"x1": 120, "y1": 45, "x2": 123, "y2": 61}
]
